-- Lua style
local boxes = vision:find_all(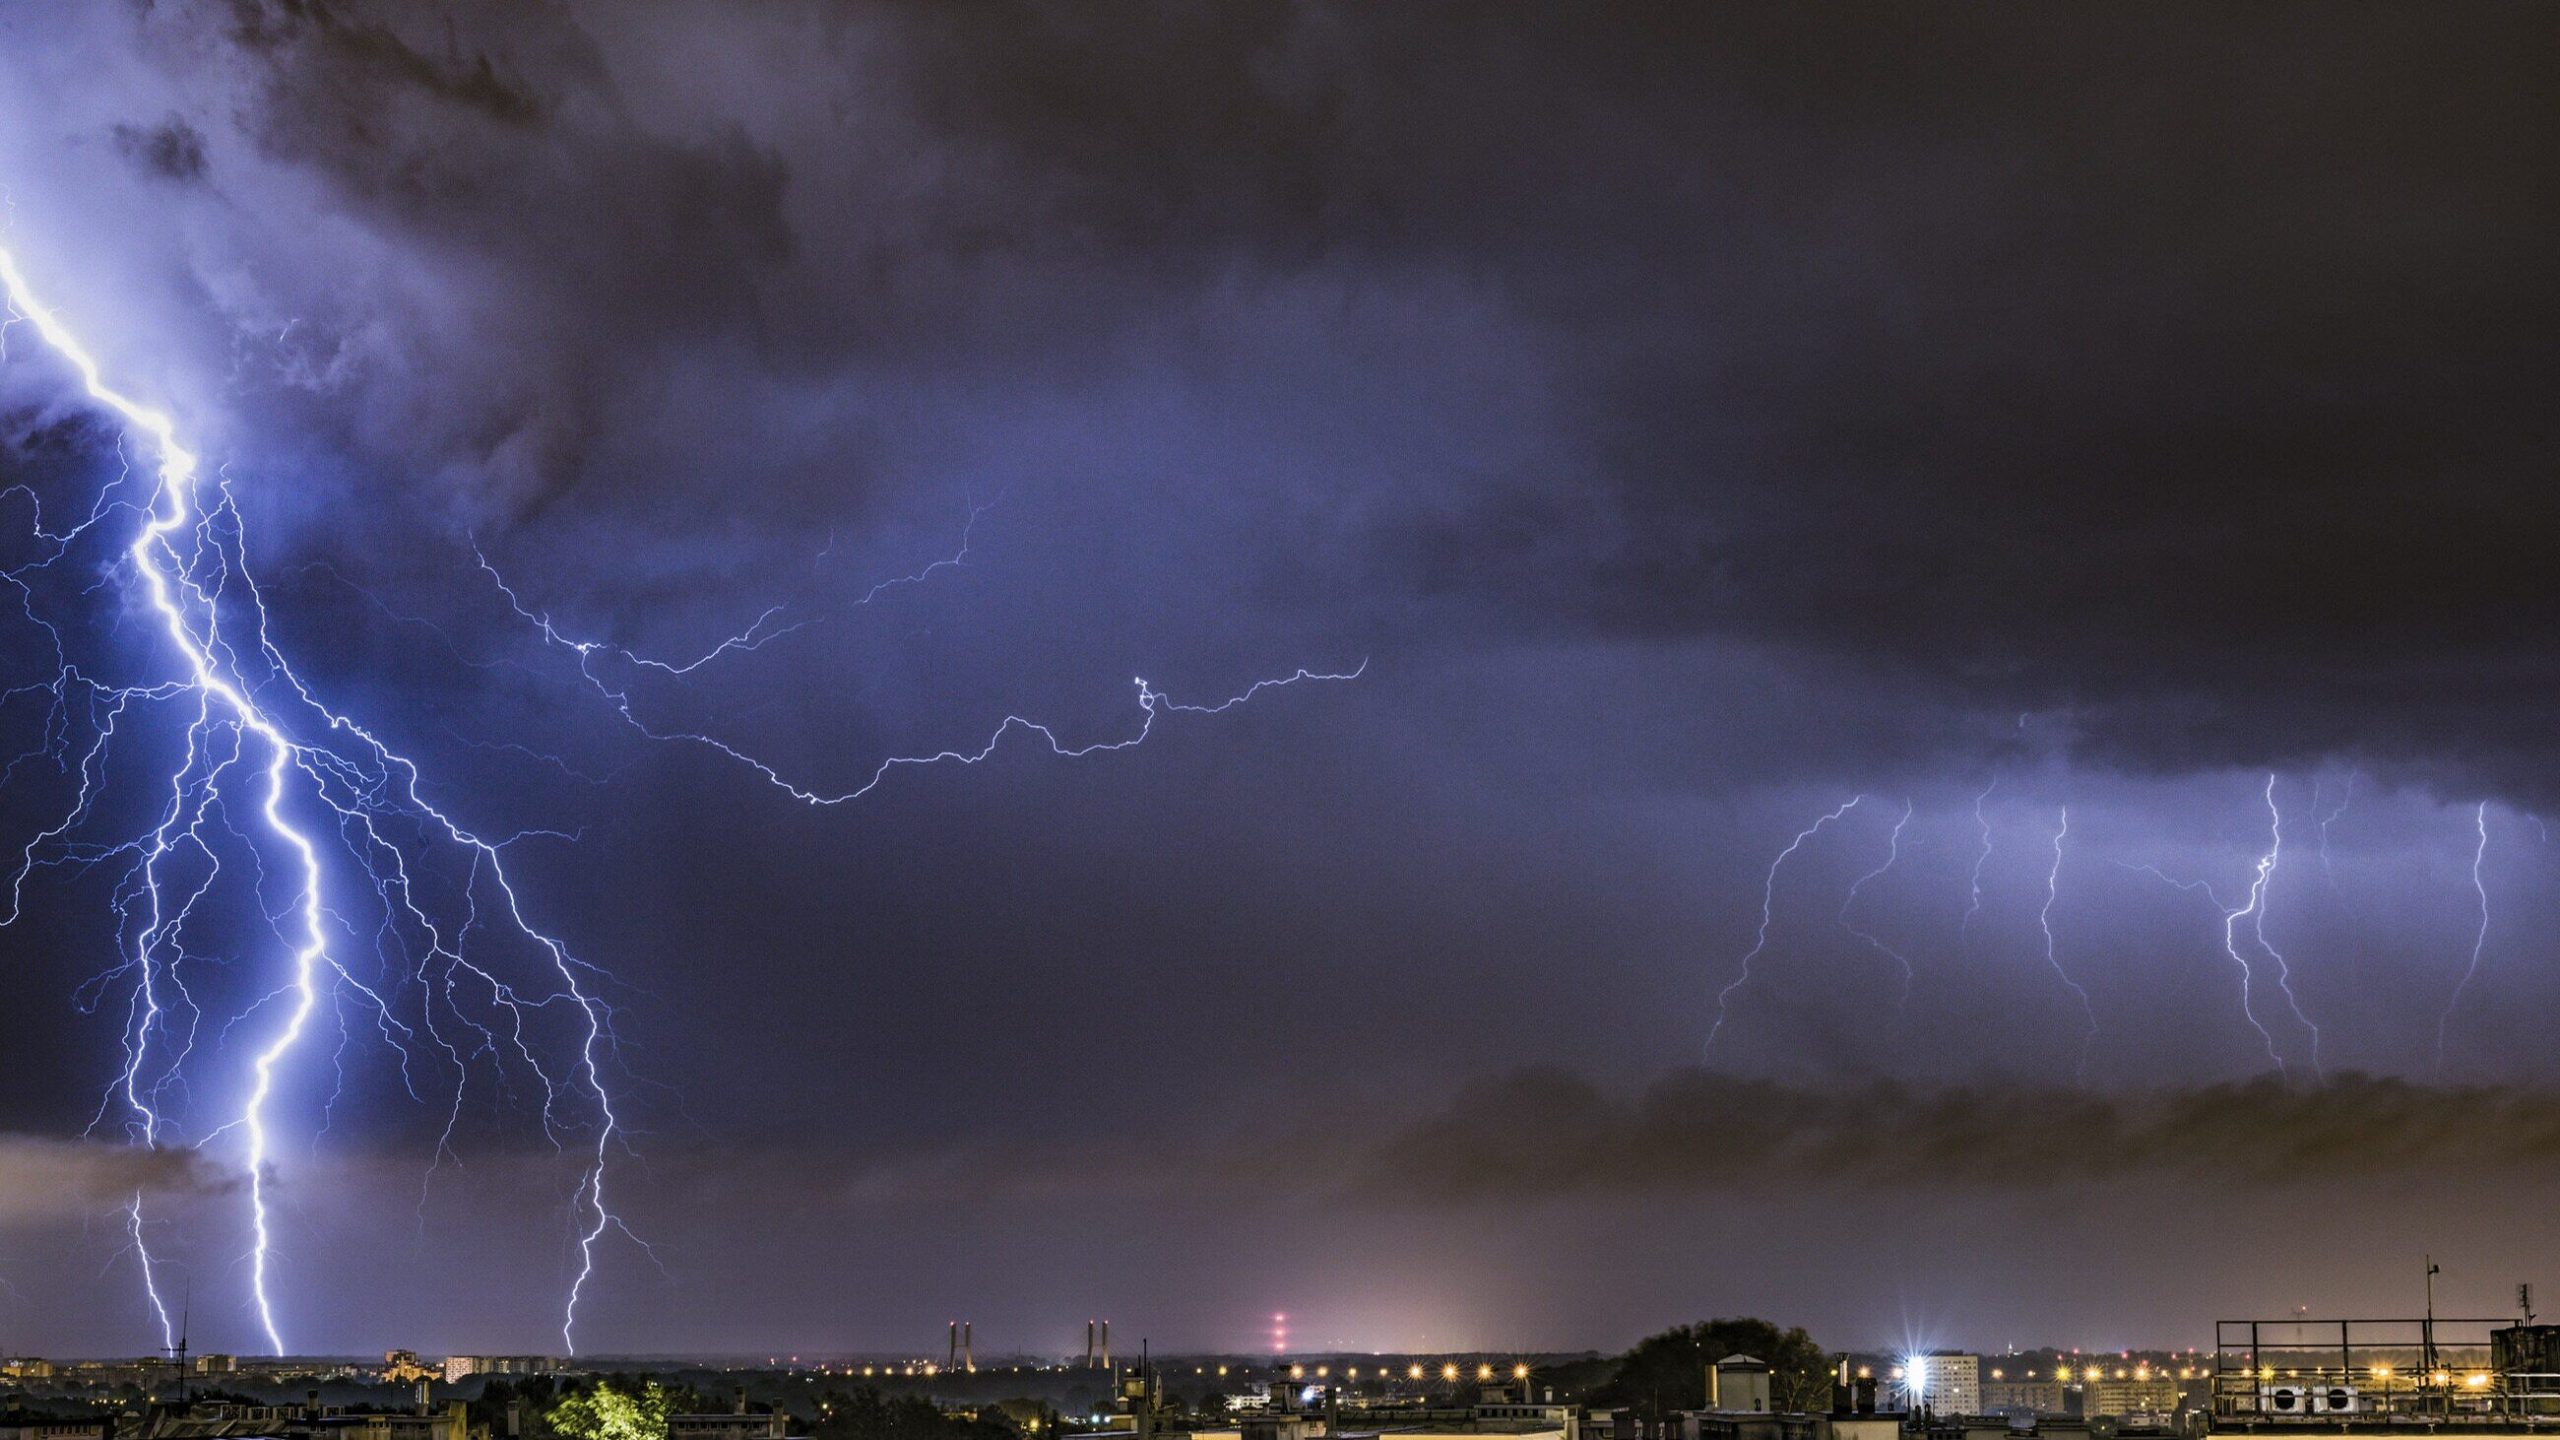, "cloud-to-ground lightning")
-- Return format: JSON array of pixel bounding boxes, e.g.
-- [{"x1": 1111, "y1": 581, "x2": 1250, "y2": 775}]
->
[
  {"x1": 2229, "y1": 773, "x2": 2322, "y2": 1080},
  {"x1": 1839, "y1": 797, "x2": 1916, "y2": 1009},
  {"x1": 0, "y1": 235, "x2": 1354, "y2": 1356},
  {"x1": 2434, "y1": 801, "x2": 2493, "y2": 1079},
  {"x1": 1706, "y1": 796, "x2": 1863, "y2": 1055},
  {"x1": 2113, "y1": 860, "x2": 2287, "y2": 1072},
  {"x1": 1959, "y1": 775, "x2": 1996, "y2": 951},
  {"x1": 0, "y1": 242, "x2": 364, "y2": 1354},
  {"x1": 2120, "y1": 776, "x2": 2323, "y2": 1080},
  {"x1": 2037, "y1": 806, "x2": 2095, "y2": 1083}
]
